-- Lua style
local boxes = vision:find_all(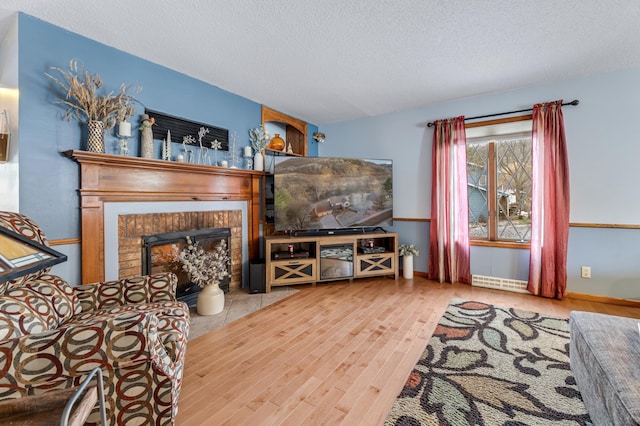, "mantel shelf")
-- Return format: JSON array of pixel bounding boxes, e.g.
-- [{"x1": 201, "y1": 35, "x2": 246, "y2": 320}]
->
[{"x1": 64, "y1": 150, "x2": 266, "y2": 177}]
